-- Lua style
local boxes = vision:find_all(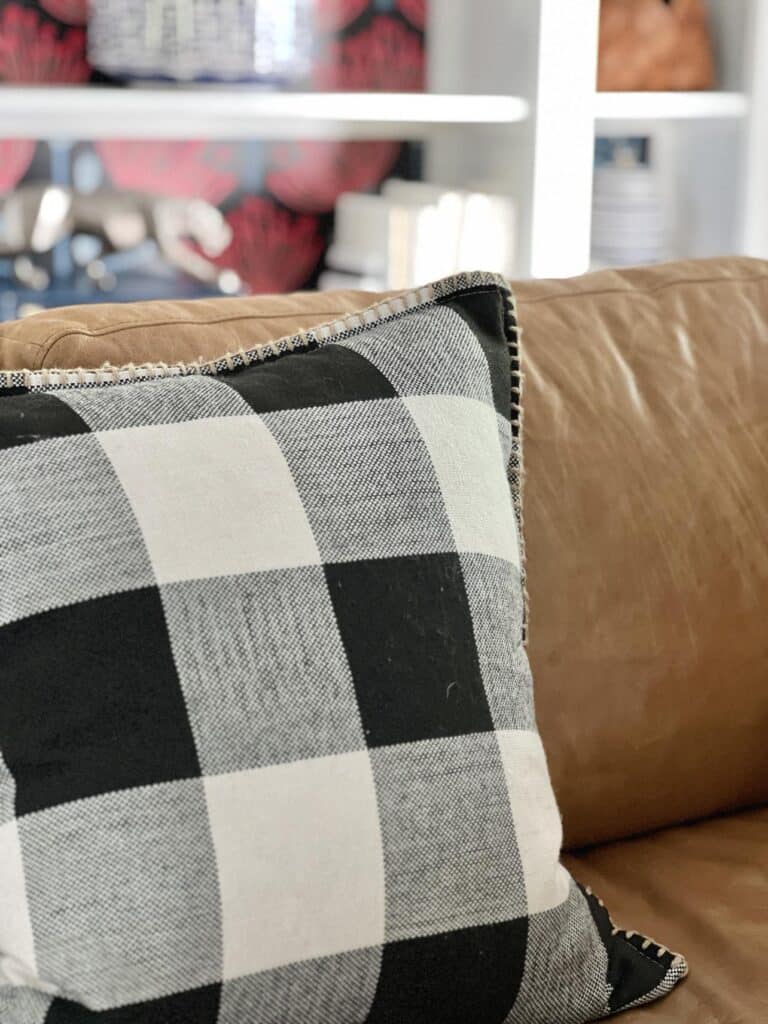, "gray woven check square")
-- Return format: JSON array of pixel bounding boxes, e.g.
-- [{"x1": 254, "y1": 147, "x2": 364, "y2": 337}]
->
[
  {"x1": 57, "y1": 374, "x2": 251, "y2": 431},
  {"x1": 218, "y1": 948, "x2": 382, "y2": 1024},
  {"x1": 262, "y1": 398, "x2": 455, "y2": 564},
  {"x1": 460, "y1": 552, "x2": 533, "y2": 732},
  {"x1": 0, "y1": 748, "x2": 14, "y2": 826},
  {"x1": 506, "y1": 881, "x2": 610, "y2": 1024},
  {"x1": 370, "y1": 733, "x2": 527, "y2": 944},
  {"x1": 20, "y1": 779, "x2": 221, "y2": 1010},
  {"x1": 161, "y1": 567, "x2": 365, "y2": 775},
  {"x1": 0, "y1": 987, "x2": 51, "y2": 1024},
  {"x1": 338, "y1": 306, "x2": 496, "y2": 408},
  {"x1": 498, "y1": 412, "x2": 513, "y2": 468},
  {"x1": 0, "y1": 433, "x2": 153, "y2": 628}
]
